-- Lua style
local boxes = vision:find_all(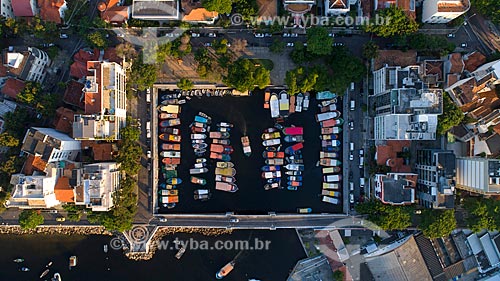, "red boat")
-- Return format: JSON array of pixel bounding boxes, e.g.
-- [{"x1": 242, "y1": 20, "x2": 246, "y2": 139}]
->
[
  {"x1": 262, "y1": 151, "x2": 285, "y2": 159},
  {"x1": 282, "y1": 127, "x2": 303, "y2": 136},
  {"x1": 162, "y1": 158, "x2": 181, "y2": 165},
  {"x1": 162, "y1": 143, "x2": 181, "y2": 151}
]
